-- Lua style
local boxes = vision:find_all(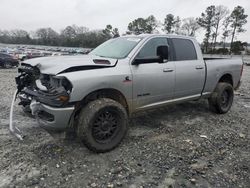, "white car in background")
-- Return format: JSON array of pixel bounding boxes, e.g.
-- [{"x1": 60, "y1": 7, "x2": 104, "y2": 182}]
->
[{"x1": 17, "y1": 52, "x2": 28, "y2": 61}]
